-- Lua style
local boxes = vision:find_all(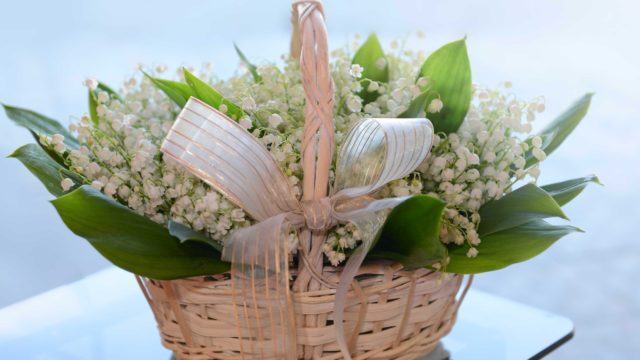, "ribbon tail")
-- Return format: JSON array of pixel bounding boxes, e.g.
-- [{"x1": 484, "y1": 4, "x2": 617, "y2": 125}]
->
[
  {"x1": 330, "y1": 118, "x2": 434, "y2": 358},
  {"x1": 222, "y1": 214, "x2": 298, "y2": 360},
  {"x1": 333, "y1": 237, "x2": 371, "y2": 360},
  {"x1": 332, "y1": 206, "x2": 393, "y2": 360}
]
